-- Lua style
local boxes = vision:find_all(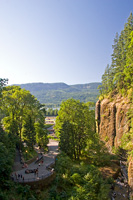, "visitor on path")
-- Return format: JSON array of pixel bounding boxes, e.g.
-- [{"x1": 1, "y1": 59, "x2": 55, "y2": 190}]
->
[
  {"x1": 11, "y1": 174, "x2": 14, "y2": 181},
  {"x1": 36, "y1": 171, "x2": 38, "y2": 177},
  {"x1": 22, "y1": 163, "x2": 28, "y2": 168},
  {"x1": 41, "y1": 160, "x2": 43, "y2": 166},
  {"x1": 15, "y1": 172, "x2": 18, "y2": 180}
]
